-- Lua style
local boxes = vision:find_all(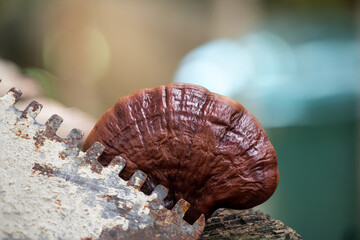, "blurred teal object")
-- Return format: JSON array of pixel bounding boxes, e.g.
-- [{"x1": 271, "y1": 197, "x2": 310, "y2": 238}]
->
[
  {"x1": 174, "y1": 31, "x2": 359, "y2": 239},
  {"x1": 174, "y1": 32, "x2": 359, "y2": 128}
]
